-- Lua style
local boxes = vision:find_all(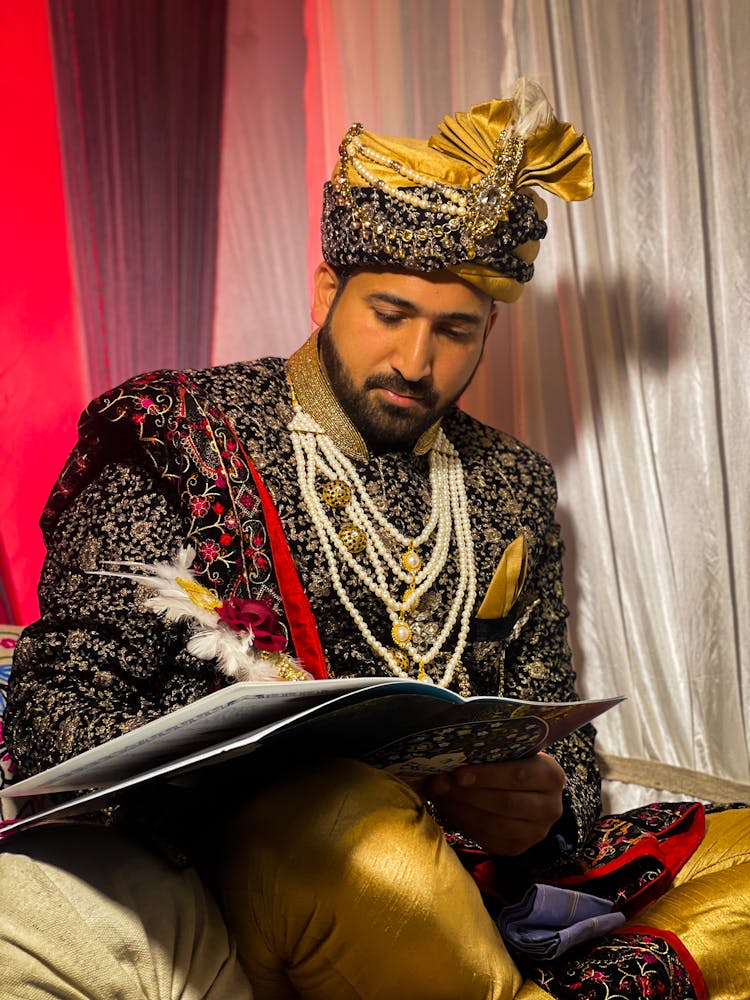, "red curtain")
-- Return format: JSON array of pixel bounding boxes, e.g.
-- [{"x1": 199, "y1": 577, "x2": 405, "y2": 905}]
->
[
  {"x1": 1, "y1": 0, "x2": 228, "y2": 624},
  {"x1": 0, "y1": 0, "x2": 84, "y2": 625}
]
